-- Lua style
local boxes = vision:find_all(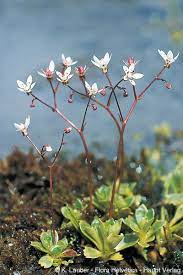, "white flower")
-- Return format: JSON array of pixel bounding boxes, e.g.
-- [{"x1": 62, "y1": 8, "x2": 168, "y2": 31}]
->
[
  {"x1": 91, "y1": 52, "x2": 112, "y2": 73},
  {"x1": 158, "y1": 49, "x2": 179, "y2": 68},
  {"x1": 123, "y1": 64, "x2": 144, "y2": 86},
  {"x1": 41, "y1": 144, "x2": 52, "y2": 153},
  {"x1": 38, "y1": 60, "x2": 55, "y2": 79},
  {"x1": 14, "y1": 115, "x2": 30, "y2": 136},
  {"x1": 56, "y1": 67, "x2": 73, "y2": 84},
  {"x1": 45, "y1": 145, "x2": 52, "y2": 152},
  {"x1": 85, "y1": 81, "x2": 102, "y2": 97},
  {"x1": 61, "y1": 54, "x2": 77, "y2": 67},
  {"x1": 17, "y1": 75, "x2": 36, "y2": 94}
]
